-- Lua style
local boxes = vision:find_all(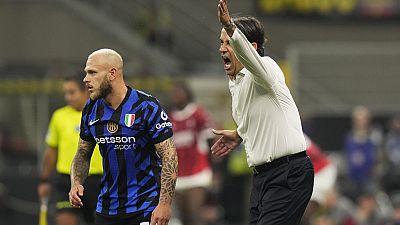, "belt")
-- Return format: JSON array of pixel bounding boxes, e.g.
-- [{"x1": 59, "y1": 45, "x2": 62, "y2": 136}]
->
[{"x1": 252, "y1": 151, "x2": 307, "y2": 174}]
